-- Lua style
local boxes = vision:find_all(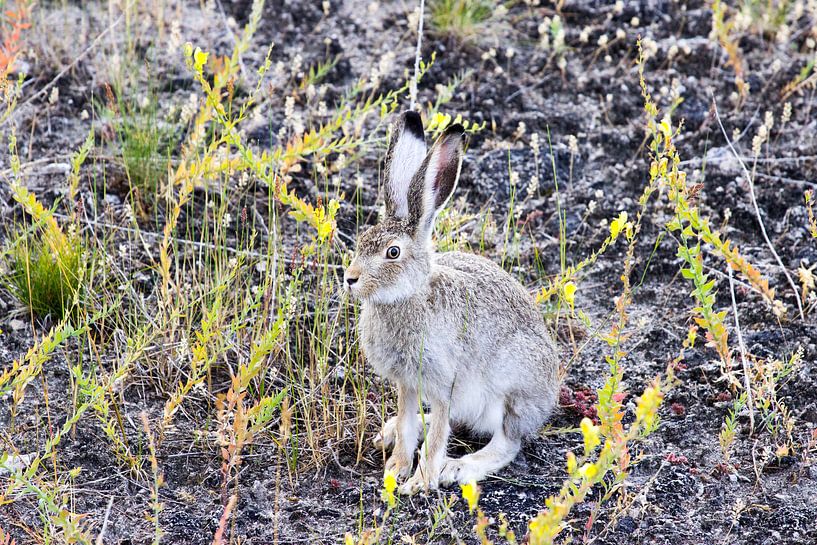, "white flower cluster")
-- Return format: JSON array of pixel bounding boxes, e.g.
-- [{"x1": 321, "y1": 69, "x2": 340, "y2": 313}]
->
[
  {"x1": 283, "y1": 95, "x2": 304, "y2": 136},
  {"x1": 180, "y1": 93, "x2": 199, "y2": 123},
  {"x1": 642, "y1": 36, "x2": 659, "y2": 61},
  {"x1": 781, "y1": 102, "x2": 792, "y2": 125},
  {"x1": 369, "y1": 51, "x2": 396, "y2": 89},
  {"x1": 568, "y1": 134, "x2": 578, "y2": 155},
  {"x1": 751, "y1": 111, "x2": 775, "y2": 156},
  {"x1": 527, "y1": 175, "x2": 539, "y2": 197},
  {"x1": 481, "y1": 48, "x2": 497, "y2": 62},
  {"x1": 538, "y1": 15, "x2": 564, "y2": 51}
]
